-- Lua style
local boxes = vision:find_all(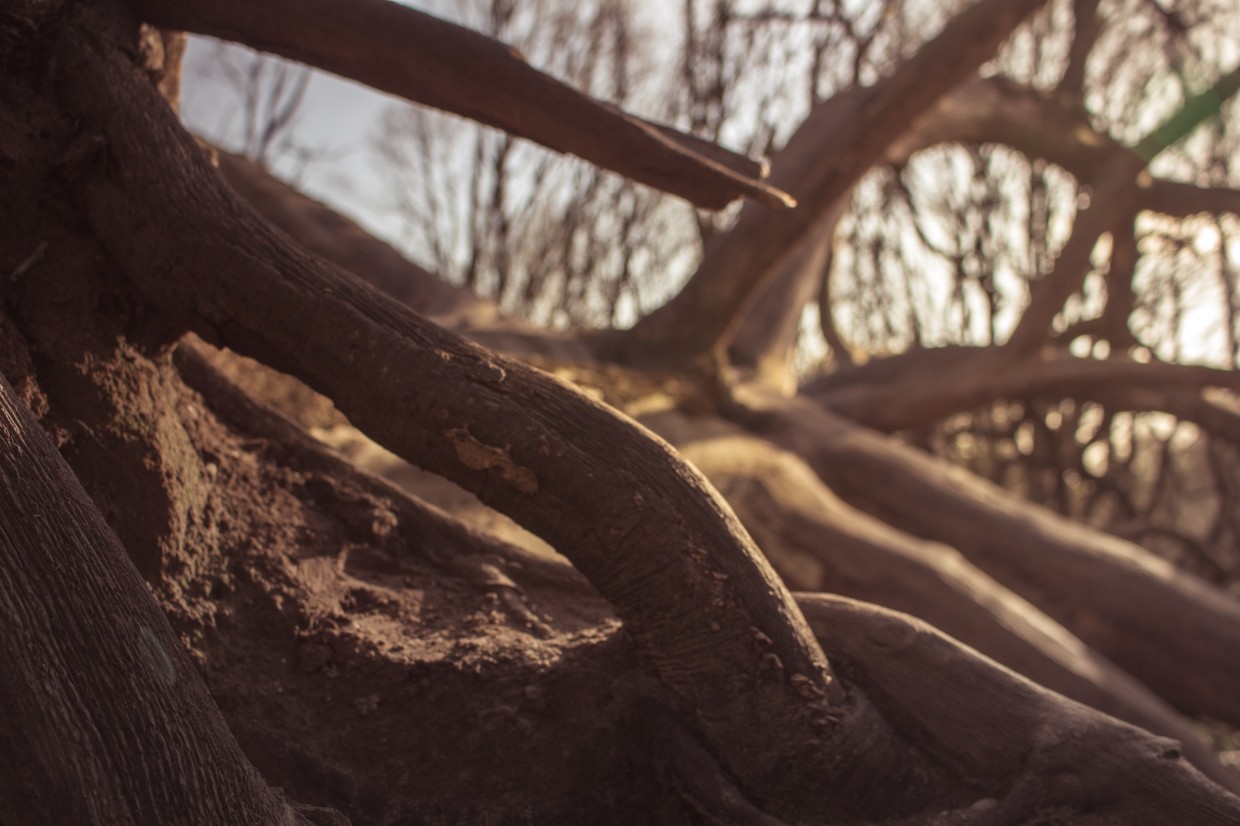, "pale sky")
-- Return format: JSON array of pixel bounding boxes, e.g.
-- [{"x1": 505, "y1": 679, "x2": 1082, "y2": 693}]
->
[{"x1": 181, "y1": 36, "x2": 408, "y2": 242}]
